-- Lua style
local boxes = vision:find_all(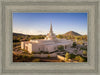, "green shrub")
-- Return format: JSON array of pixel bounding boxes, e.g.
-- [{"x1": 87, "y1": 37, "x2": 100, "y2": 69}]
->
[
  {"x1": 48, "y1": 54, "x2": 50, "y2": 58},
  {"x1": 72, "y1": 42, "x2": 77, "y2": 48},
  {"x1": 57, "y1": 45, "x2": 64, "y2": 50},
  {"x1": 65, "y1": 52, "x2": 70, "y2": 61},
  {"x1": 83, "y1": 50, "x2": 87, "y2": 55},
  {"x1": 32, "y1": 51, "x2": 34, "y2": 54},
  {"x1": 74, "y1": 56, "x2": 84, "y2": 62},
  {"x1": 70, "y1": 54, "x2": 76, "y2": 59}
]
